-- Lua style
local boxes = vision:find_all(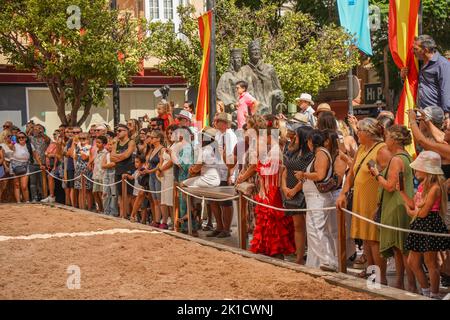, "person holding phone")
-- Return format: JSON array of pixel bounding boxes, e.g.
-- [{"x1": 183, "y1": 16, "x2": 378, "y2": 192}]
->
[{"x1": 368, "y1": 125, "x2": 417, "y2": 292}]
